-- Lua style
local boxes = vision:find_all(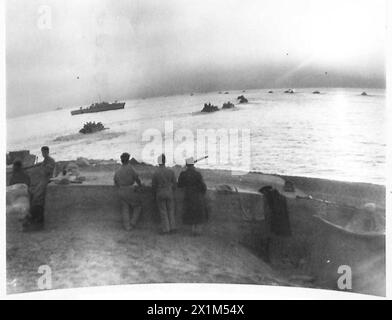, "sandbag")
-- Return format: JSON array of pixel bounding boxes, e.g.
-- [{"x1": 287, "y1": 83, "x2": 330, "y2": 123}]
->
[
  {"x1": 65, "y1": 162, "x2": 80, "y2": 176},
  {"x1": 51, "y1": 162, "x2": 85, "y2": 184},
  {"x1": 6, "y1": 183, "x2": 30, "y2": 218},
  {"x1": 52, "y1": 172, "x2": 86, "y2": 184},
  {"x1": 76, "y1": 157, "x2": 90, "y2": 167}
]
